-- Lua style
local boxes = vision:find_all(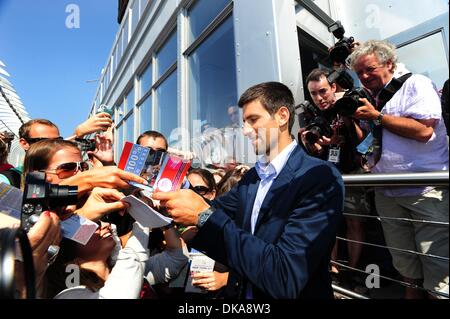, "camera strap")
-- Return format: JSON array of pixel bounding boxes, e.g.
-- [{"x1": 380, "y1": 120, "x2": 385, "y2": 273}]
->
[
  {"x1": 358, "y1": 73, "x2": 413, "y2": 167},
  {"x1": 376, "y1": 73, "x2": 413, "y2": 110}
]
